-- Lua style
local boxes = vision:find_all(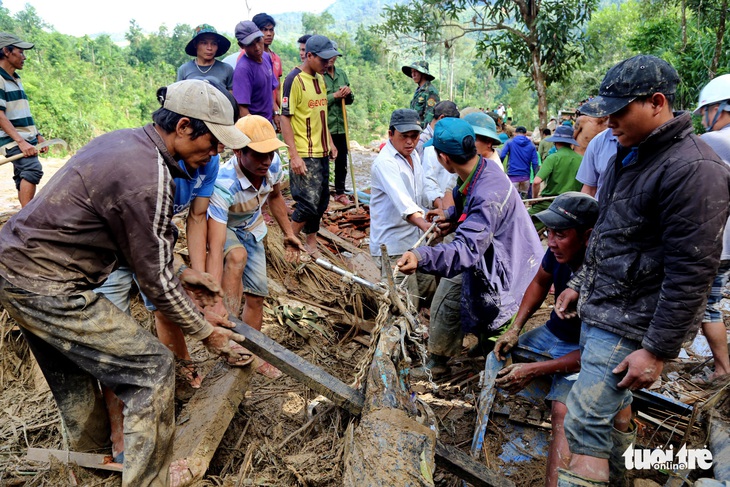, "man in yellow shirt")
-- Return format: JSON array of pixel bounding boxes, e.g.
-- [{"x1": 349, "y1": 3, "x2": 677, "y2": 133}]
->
[{"x1": 281, "y1": 35, "x2": 338, "y2": 255}]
